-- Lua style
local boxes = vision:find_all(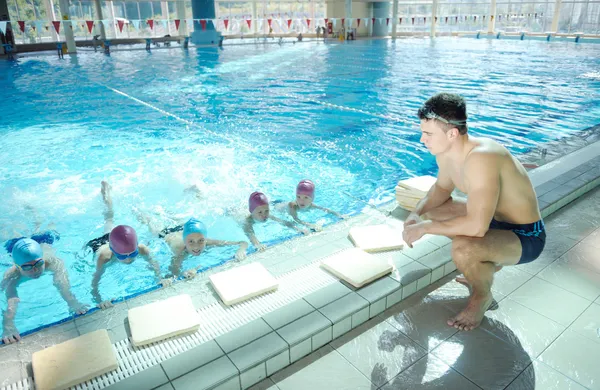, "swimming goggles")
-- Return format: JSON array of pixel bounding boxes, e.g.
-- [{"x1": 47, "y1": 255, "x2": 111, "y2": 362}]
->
[
  {"x1": 424, "y1": 111, "x2": 467, "y2": 126},
  {"x1": 19, "y1": 258, "x2": 45, "y2": 271},
  {"x1": 109, "y1": 245, "x2": 139, "y2": 261}
]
